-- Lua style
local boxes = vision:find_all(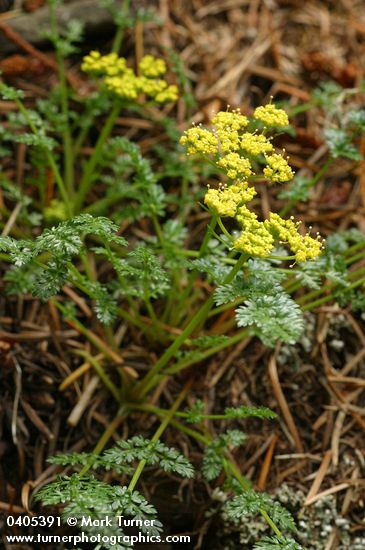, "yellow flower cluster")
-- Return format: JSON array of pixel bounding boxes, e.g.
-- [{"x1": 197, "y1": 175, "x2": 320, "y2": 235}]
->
[
  {"x1": 180, "y1": 106, "x2": 293, "y2": 182},
  {"x1": 204, "y1": 182, "x2": 256, "y2": 217},
  {"x1": 180, "y1": 126, "x2": 218, "y2": 155},
  {"x1": 212, "y1": 110, "x2": 249, "y2": 132},
  {"x1": 82, "y1": 51, "x2": 178, "y2": 103},
  {"x1": 268, "y1": 213, "x2": 323, "y2": 262},
  {"x1": 105, "y1": 70, "x2": 140, "y2": 100},
  {"x1": 212, "y1": 109, "x2": 248, "y2": 152},
  {"x1": 240, "y1": 133, "x2": 273, "y2": 155},
  {"x1": 217, "y1": 153, "x2": 252, "y2": 179},
  {"x1": 139, "y1": 54, "x2": 166, "y2": 78},
  {"x1": 180, "y1": 104, "x2": 323, "y2": 262},
  {"x1": 234, "y1": 206, "x2": 274, "y2": 257},
  {"x1": 81, "y1": 51, "x2": 127, "y2": 76},
  {"x1": 263, "y1": 153, "x2": 294, "y2": 183},
  {"x1": 254, "y1": 104, "x2": 289, "y2": 127},
  {"x1": 233, "y1": 211, "x2": 323, "y2": 261}
]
